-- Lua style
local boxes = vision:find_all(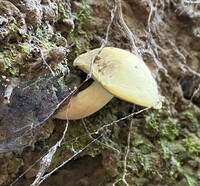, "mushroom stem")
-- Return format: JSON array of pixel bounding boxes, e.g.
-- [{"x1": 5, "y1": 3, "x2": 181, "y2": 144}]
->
[{"x1": 53, "y1": 81, "x2": 114, "y2": 120}]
